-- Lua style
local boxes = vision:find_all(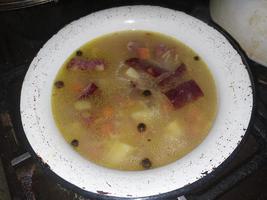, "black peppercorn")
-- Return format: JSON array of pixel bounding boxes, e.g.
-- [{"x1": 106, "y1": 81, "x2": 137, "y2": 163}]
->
[
  {"x1": 142, "y1": 90, "x2": 152, "y2": 96},
  {"x1": 141, "y1": 158, "x2": 152, "y2": 169},
  {"x1": 137, "y1": 123, "x2": 146, "y2": 132},
  {"x1": 71, "y1": 139, "x2": 79, "y2": 147},
  {"x1": 194, "y1": 55, "x2": 200, "y2": 61},
  {"x1": 54, "y1": 81, "x2": 64, "y2": 88},
  {"x1": 130, "y1": 81, "x2": 136, "y2": 88},
  {"x1": 76, "y1": 50, "x2": 83, "y2": 56}
]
